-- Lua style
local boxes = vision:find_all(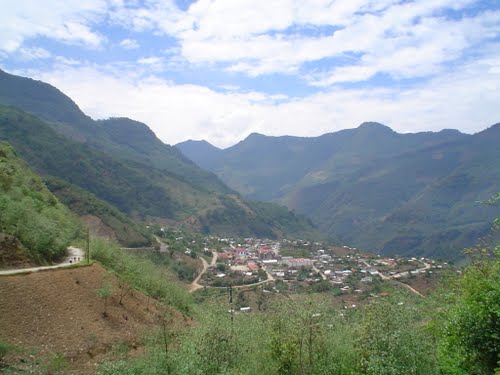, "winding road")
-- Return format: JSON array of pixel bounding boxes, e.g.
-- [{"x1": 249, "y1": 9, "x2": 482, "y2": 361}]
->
[
  {"x1": 189, "y1": 251, "x2": 217, "y2": 292},
  {"x1": 188, "y1": 251, "x2": 276, "y2": 292},
  {"x1": 360, "y1": 259, "x2": 428, "y2": 297},
  {"x1": 0, "y1": 247, "x2": 85, "y2": 276}
]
